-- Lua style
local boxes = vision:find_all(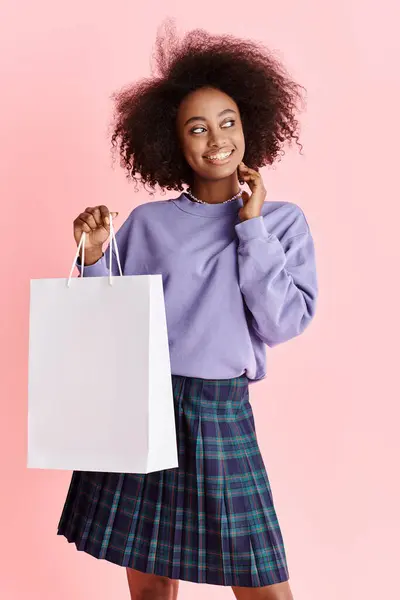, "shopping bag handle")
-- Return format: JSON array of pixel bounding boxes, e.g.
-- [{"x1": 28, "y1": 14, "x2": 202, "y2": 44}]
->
[{"x1": 67, "y1": 213, "x2": 123, "y2": 287}]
